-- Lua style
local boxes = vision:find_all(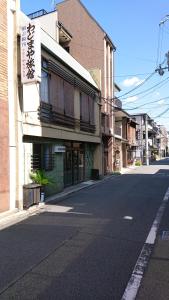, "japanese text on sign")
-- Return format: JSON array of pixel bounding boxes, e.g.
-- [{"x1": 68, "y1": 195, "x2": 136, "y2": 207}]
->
[{"x1": 21, "y1": 21, "x2": 41, "y2": 84}]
